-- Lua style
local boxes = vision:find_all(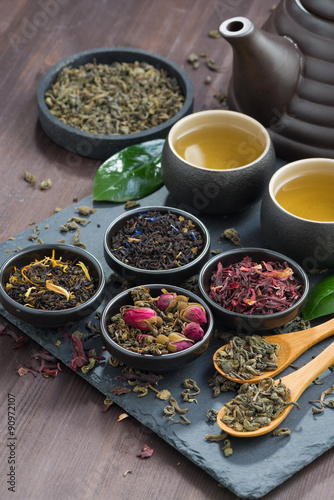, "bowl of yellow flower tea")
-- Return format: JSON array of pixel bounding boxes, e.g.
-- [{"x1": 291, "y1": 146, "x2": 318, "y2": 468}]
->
[
  {"x1": 261, "y1": 158, "x2": 334, "y2": 270},
  {"x1": 0, "y1": 244, "x2": 105, "y2": 327}
]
